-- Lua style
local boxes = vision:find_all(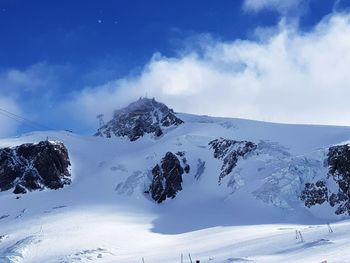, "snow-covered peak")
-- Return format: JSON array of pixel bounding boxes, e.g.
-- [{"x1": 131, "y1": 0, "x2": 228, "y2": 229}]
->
[
  {"x1": 4, "y1": 114, "x2": 350, "y2": 261},
  {"x1": 95, "y1": 97, "x2": 184, "y2": 141}
]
